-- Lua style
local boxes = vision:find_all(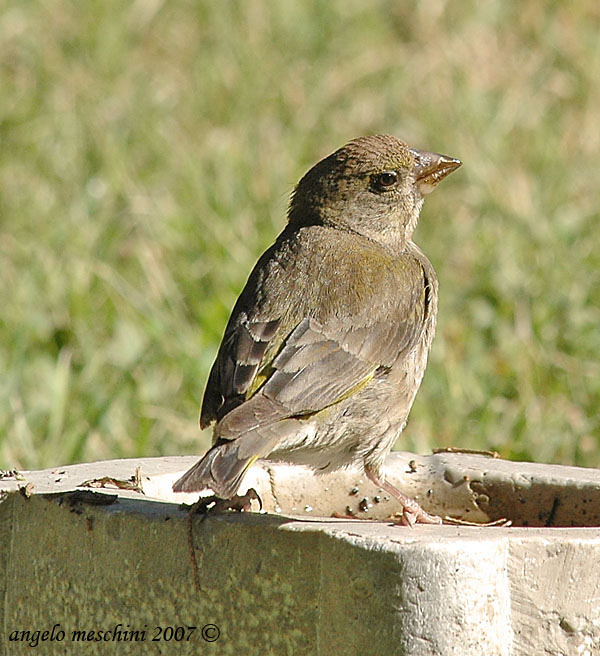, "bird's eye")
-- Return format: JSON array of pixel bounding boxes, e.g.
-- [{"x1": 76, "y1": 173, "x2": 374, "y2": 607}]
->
[{"x1": 371, "y1": 170, "x2": 398, "y2": 192}]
